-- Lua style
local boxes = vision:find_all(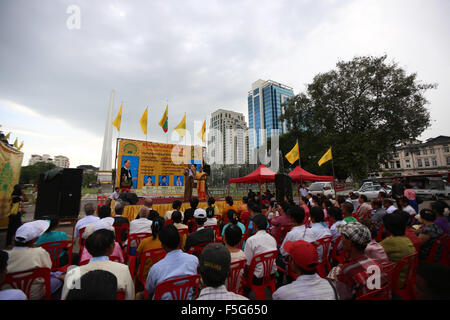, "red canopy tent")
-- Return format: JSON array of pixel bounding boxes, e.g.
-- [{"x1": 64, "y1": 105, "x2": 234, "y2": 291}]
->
[
  {"x1": 228, "y1": 164, "x2": 276, "y2": 205},
  {"x1": 288, "y1": 166, "x2": 334, "y2": 182},
  {"x1": 228, "y1": 164, "x2": 276, "y2": 184}
]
